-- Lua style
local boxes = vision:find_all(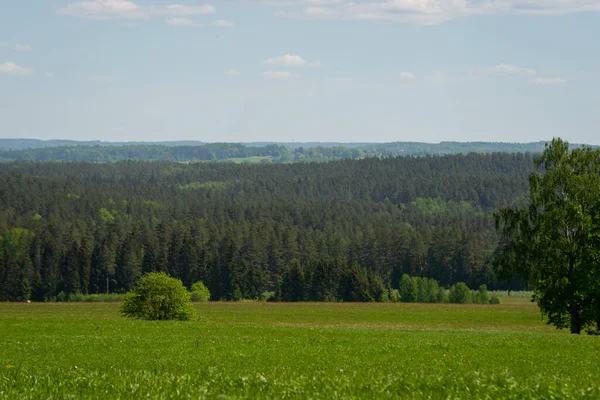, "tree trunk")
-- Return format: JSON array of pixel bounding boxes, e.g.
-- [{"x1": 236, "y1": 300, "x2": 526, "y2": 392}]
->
[{"x1": 570, "y1": 303, "x2": 581, "y2": 334}]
